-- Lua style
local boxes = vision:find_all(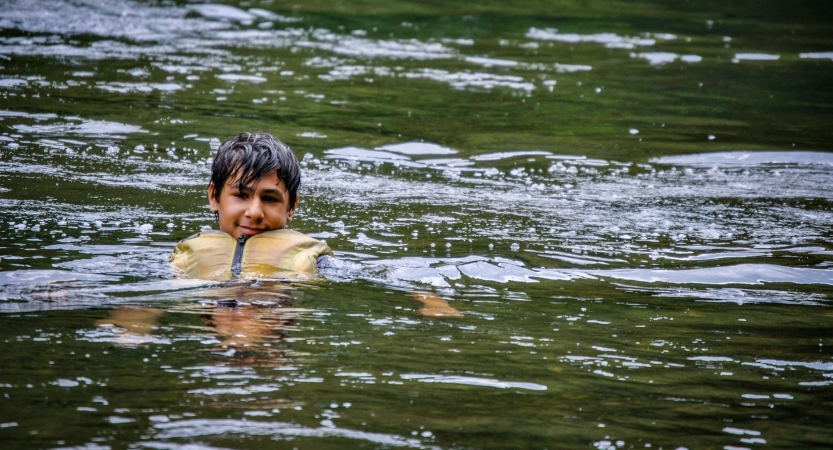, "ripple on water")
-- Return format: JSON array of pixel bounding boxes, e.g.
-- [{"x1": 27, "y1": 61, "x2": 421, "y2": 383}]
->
[
  {"x1": 96, "y1": 82, "x2": 182, "y2": 93},
  {"x1": 13, "y1": 119, "x2": 146, "y2": 138},
  {"x1": 652, "y1": 151, "x2": 833, "y2": 167},
  {"x1": 216, "y1": 73, "x2": 267, "y2": 83},
  {"x1": 0, "y1": 78, "x2": 27, "y2": 87},
  {"x1": 0, "y1": 0, "x2": 459, "y2": 70},
  {"x1": 401, "y1": 69, "x2": 535, "y2": 91},
  {"x1": 525, "y1": 27, "x2": 659, "y2": 49},
  {"x1": 635, "y1": 52, "x2": 702, "y2": 65},
  {"x1": 799, "y1": 52, "x2": 833, "y2": 60},
  {"x1": 326, "y1": 147, "x2": 411, "y2": 163},
  {"x1": 77, "y1": 327, "x2": 172, "y2": 347},
  {"x1": 0, "y1": 0, "x2": 227, "y2": 42},
  {"x1": 299, "y1": 29, "x2": 454, "y2": 60},
  {"x1": 733, "y1": 53, "x2": 780, "y2": 61},
  {"x1": 0, "y1": 3, "x2": 831, "y2": 448},
  {"x1": 377, "y1": 142, "x2": 457, "y2": 156},
  {"x1": 3, "y1": 139, "x2": 831, "y2": 296},
  {"x1": 151, "y1": 419, "x2": 428, "y2": 448},
  {"x1": 626, "y1": 286, "x2": 830, "y2": 306},
  {"x1": 399, "y1": 373, "x2": 547, "y2": 390},
  {"x1": 591, "y1": 264, "x2": 833, "y2": 285},
  {"x1": 0, "y1": 269, "x2": 116, "y2": 285},
  {"x1": 471, "y1": 150, "x2": 553, "y2": 161},
  {"x1": 464, "y1": 56, "x2": 520, "y2": 67},
  {"x1": 189, "y1": 4, "x2": 260, "y2": 23}
]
